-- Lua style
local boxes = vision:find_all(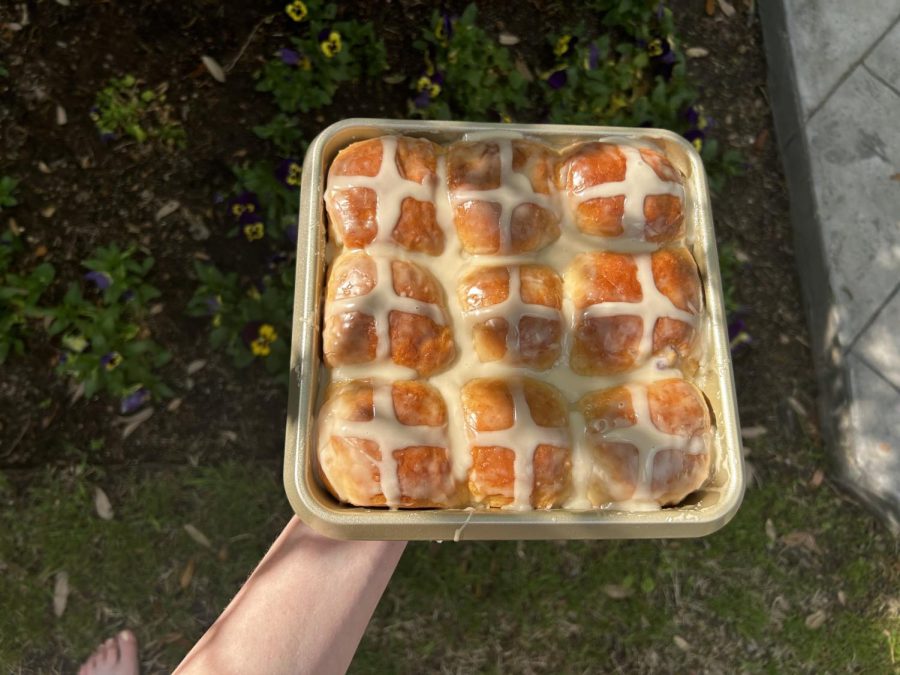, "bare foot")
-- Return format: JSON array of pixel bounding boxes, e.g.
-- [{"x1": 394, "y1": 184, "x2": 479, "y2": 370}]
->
[{"x1": 78, "y1": 630, "x2": 139, "y2": 675}]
